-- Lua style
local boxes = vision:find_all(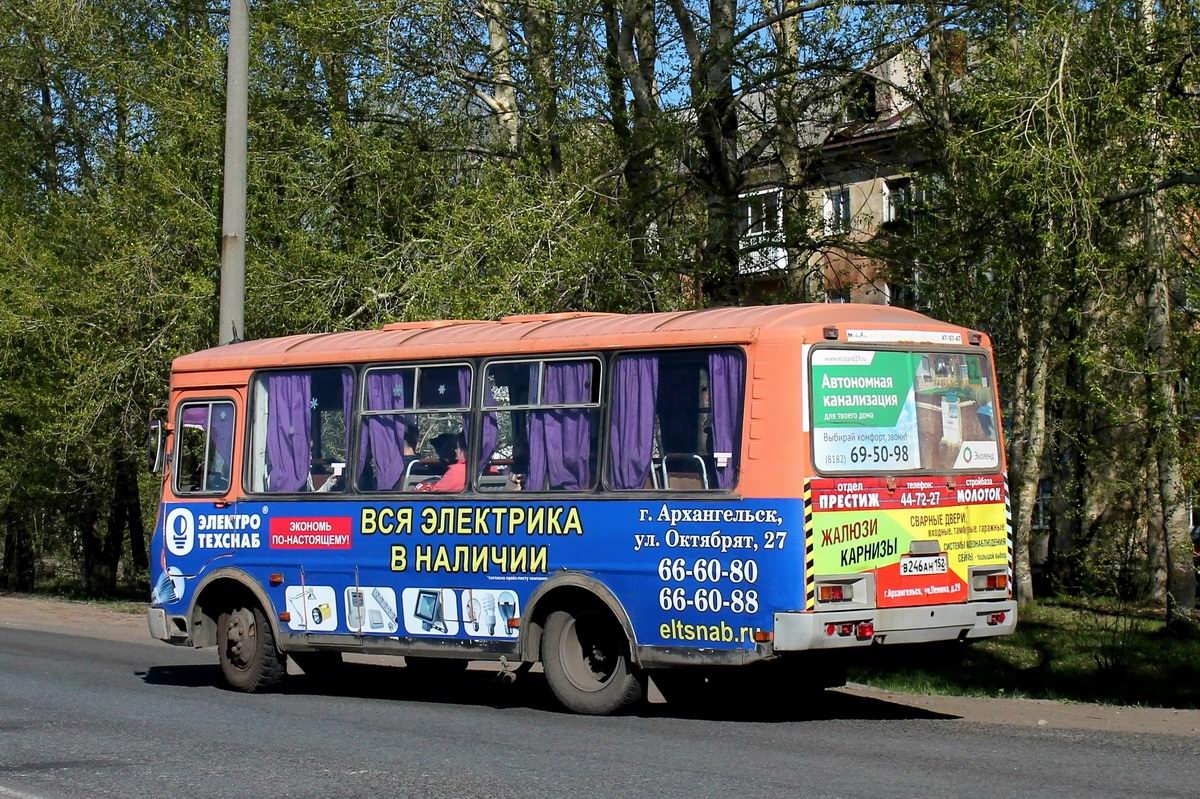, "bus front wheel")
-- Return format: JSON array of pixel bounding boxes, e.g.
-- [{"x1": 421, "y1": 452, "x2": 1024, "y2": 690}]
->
[
  {"x1": 542, "y1": 606, "x2": 644, "y2": 715},
  {"x1": 216, "y1": 604, "x2": 286, "y2": 692}
]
